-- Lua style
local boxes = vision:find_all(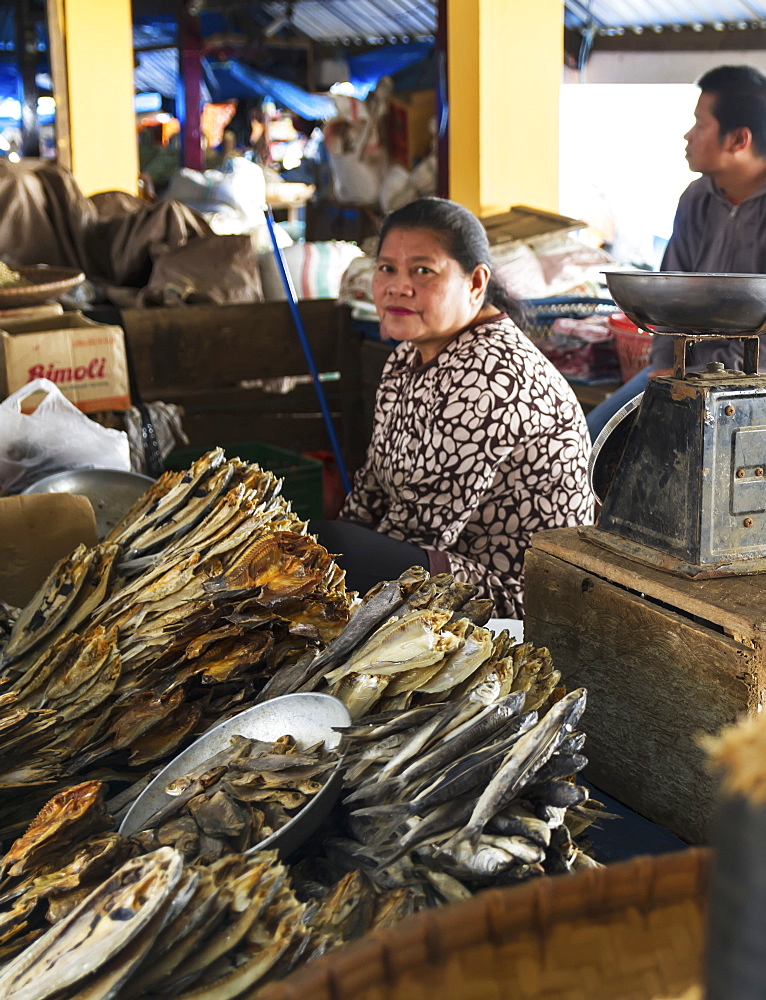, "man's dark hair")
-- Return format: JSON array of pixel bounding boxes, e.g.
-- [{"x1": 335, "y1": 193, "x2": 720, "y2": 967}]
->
[{"x1": 697, "y1": 65, "x2": 766, "y2": 157}]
